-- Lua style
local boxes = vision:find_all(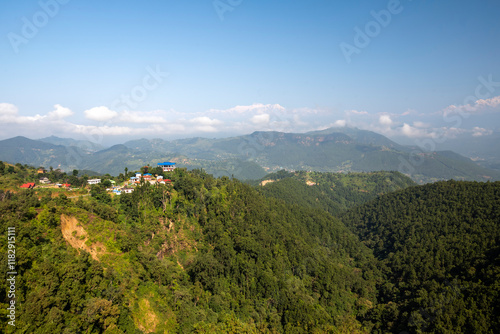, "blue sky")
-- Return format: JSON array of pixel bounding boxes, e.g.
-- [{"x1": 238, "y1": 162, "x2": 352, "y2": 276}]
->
[{"x1": 1, "y1": 0, "x2": 500, "y2": 145}]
